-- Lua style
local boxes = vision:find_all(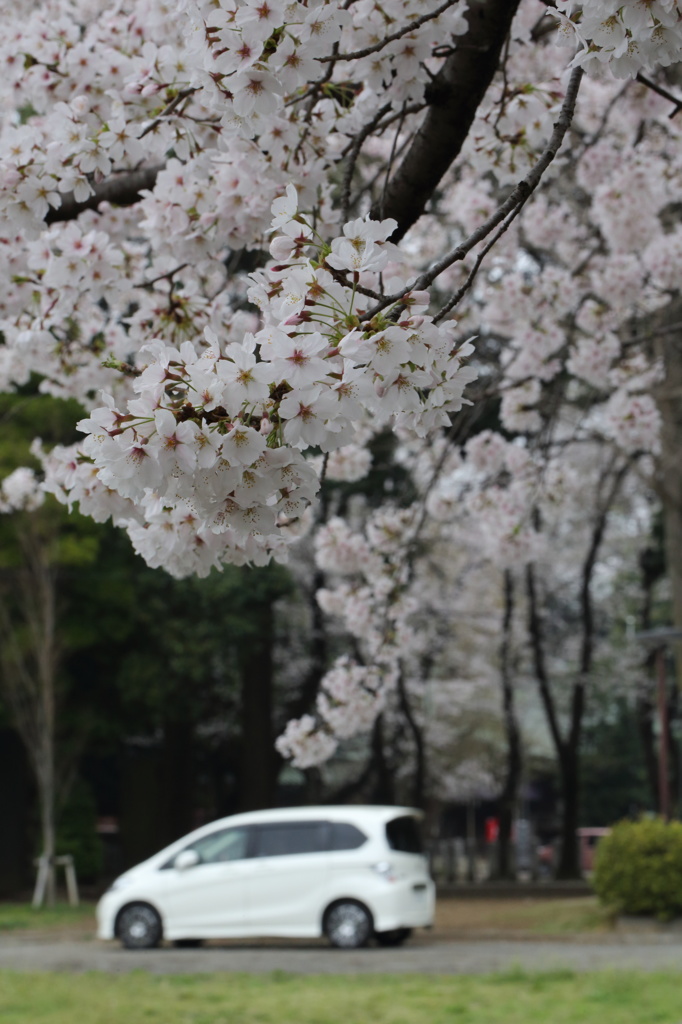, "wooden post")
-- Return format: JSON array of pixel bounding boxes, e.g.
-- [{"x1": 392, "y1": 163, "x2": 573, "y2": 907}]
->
[{"x1": 32, "y1": 855, "x2": 79, "y2": 907}]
